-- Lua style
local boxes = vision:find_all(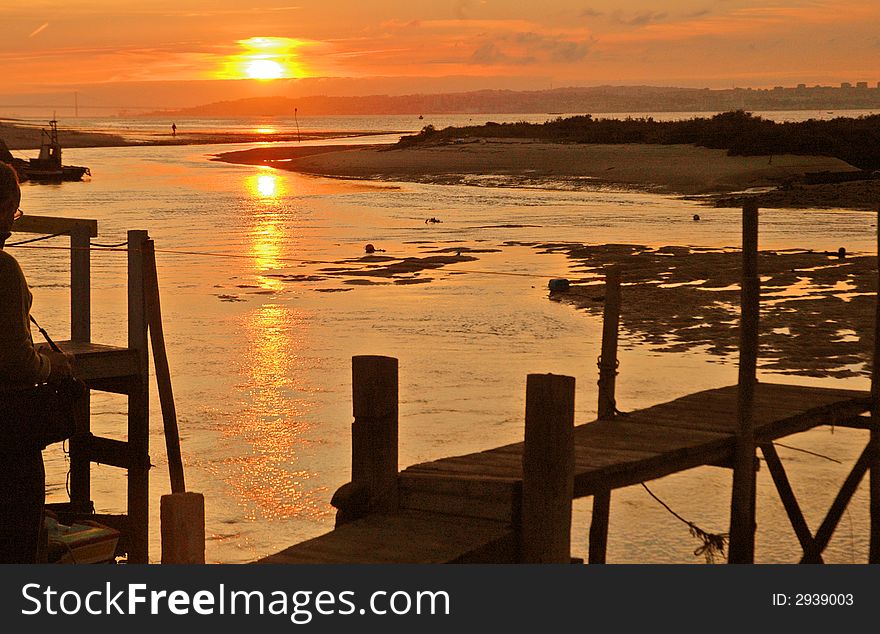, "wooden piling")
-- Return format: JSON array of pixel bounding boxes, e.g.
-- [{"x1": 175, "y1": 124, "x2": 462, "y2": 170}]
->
[
  {"x1": 160, "y1": 492, "x2": 205, "y2": 564},
  {"x1": 127, "y1": 229, "x2": 150, "y2": 564},
  {"x1": 521, "y1": 373, "x2": 575, "y2": 563},
  {"x1": 870, "y1": 207, "x2": 880, "y2": 564},
  {"x1": 728, "y1": 202, "x2": 759, "y2": 563},
  {"x1": 70, "y1": 224, "x2": 90, "y2": 343},
  {"x1": 351, "y1": 355, "x2": 399, "y2": 513},
  {"x1": 590, "y1": 266, "x2": 621, "y2": 564}
]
